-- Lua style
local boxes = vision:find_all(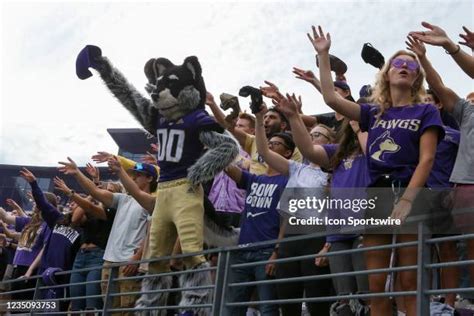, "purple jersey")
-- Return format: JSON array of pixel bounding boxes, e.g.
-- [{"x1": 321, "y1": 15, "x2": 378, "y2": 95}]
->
[
  {"x1": 156, "y1": 109, "x2": 223, "y2": 182},
  {"x1": 360, "y1": 103, "x2": 444, "y2": 185},
  {"x1": 323, "y1": 144, "x2": 370, "y2": 189},
  {"x1": 238, "y1": 171, "x2": 288, "y2": 247},
  {"x1": 30, "y1": 181, "x2": 81, "y2": 273},
  {"x1": 13, "y1": 218, "x2": 49, "y2": 267},
  {"x1": 323, "y1": 144, "x2": 370, "y2": 242},
  {"x1": 428, "y1": 126, "x2": 460, "y2": 188}
]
